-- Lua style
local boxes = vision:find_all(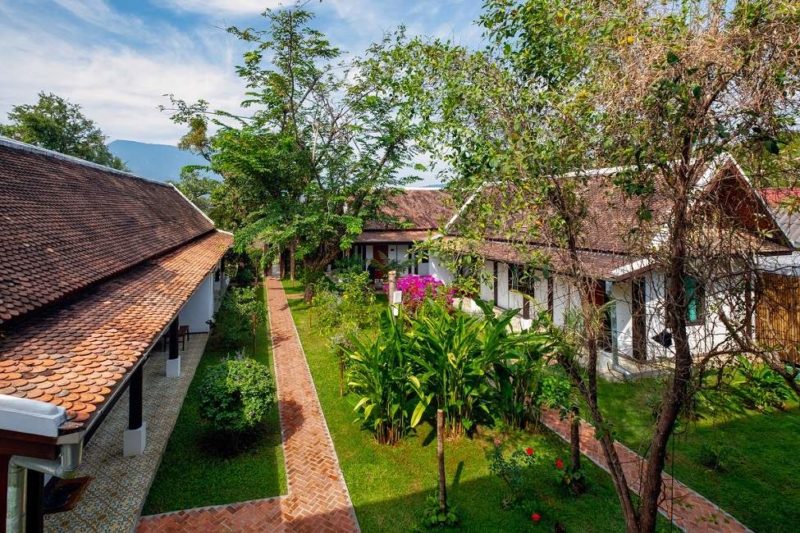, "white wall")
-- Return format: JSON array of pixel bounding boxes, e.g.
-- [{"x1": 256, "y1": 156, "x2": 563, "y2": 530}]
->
[
  {"x1": 179, "y1": 272, "x2": 215, "y2": 333},
  {"x1": 428, "y1": 254, "x2": 453, "y2": 283},
  {"x1": 611, "y1": 281, "x2": 634, "y2": 357},
  {"x1": 480, "y1": 260, "x2": 494, "y2": 302}
]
